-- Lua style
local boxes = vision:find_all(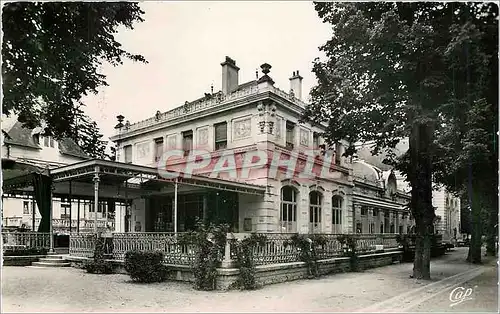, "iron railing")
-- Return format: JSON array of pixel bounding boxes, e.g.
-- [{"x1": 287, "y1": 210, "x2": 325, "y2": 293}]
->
[{"x1": 2, "y1": 232, "x2": 50, "y2": 249}]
